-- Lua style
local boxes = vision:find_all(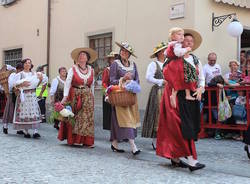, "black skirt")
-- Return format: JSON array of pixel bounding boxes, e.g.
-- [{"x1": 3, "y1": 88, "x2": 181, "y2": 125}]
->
[
  {"x1": 103, "y1": 96, "x2": 112, "y2": 130},
  {"x1": 177, "y1": 90, "x2": 201, "y2": 140}
]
